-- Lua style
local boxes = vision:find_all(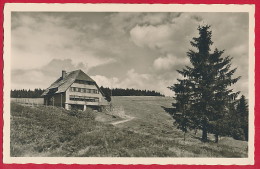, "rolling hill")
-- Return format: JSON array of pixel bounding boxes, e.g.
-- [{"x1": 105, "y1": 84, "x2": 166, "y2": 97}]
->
[{"x1": 10, "y1": 96, "x2": 248, "y2": 157}]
